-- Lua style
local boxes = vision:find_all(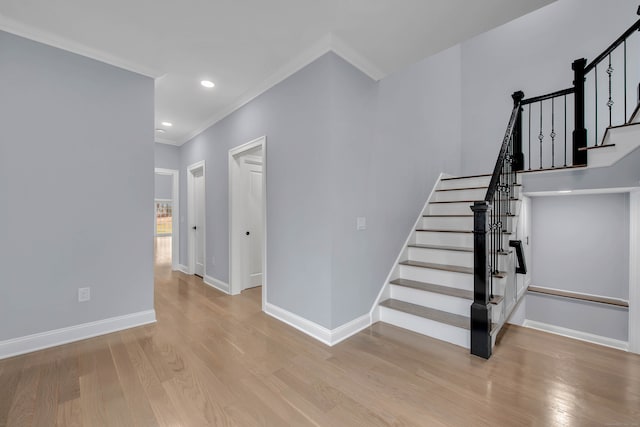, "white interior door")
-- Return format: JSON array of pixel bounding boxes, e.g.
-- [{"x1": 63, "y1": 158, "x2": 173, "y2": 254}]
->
[
  {"x1": 243, "y1": 160, "x2": 263, "y2": 289},
  {"x1": 193, "y1": 169, "x2": 205, "y2": 277}
]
